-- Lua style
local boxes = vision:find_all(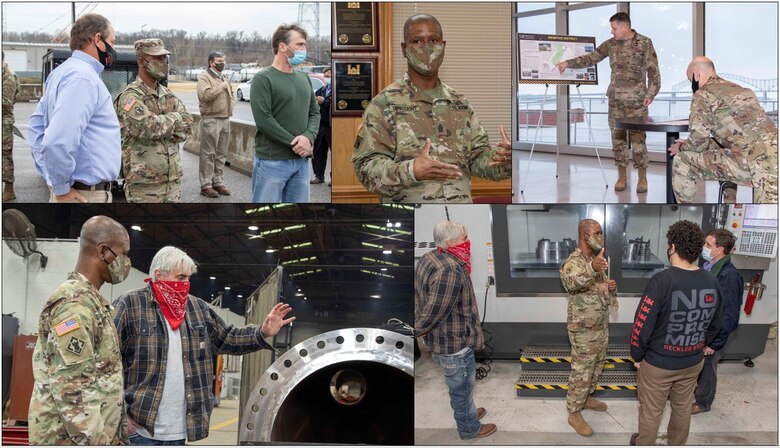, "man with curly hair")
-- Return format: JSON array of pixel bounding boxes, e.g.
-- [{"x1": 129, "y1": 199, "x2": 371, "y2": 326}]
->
[{"x1": 629, "y1": 220, "x2": 723, "y2": 445}]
